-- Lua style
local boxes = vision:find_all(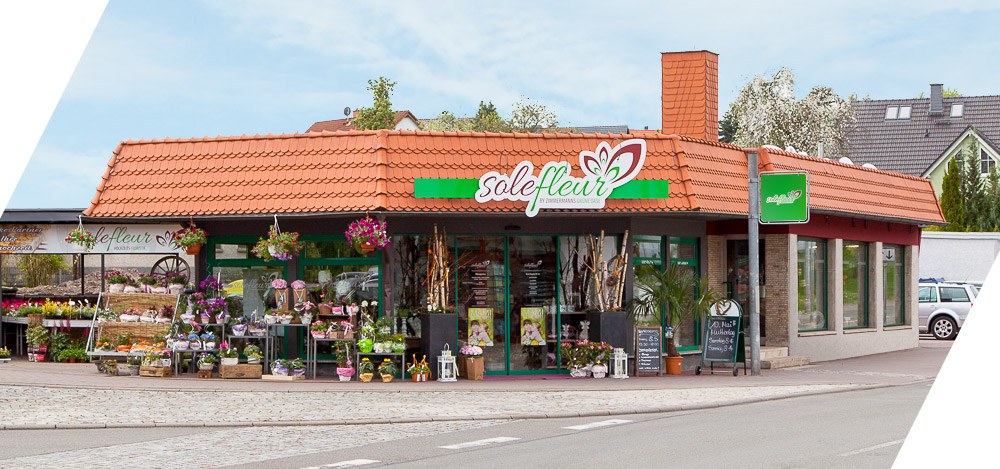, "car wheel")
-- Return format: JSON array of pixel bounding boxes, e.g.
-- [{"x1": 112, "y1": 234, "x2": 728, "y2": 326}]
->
[{"x1": 931, "y1": 316, "x2": 957, "y2": 340}]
